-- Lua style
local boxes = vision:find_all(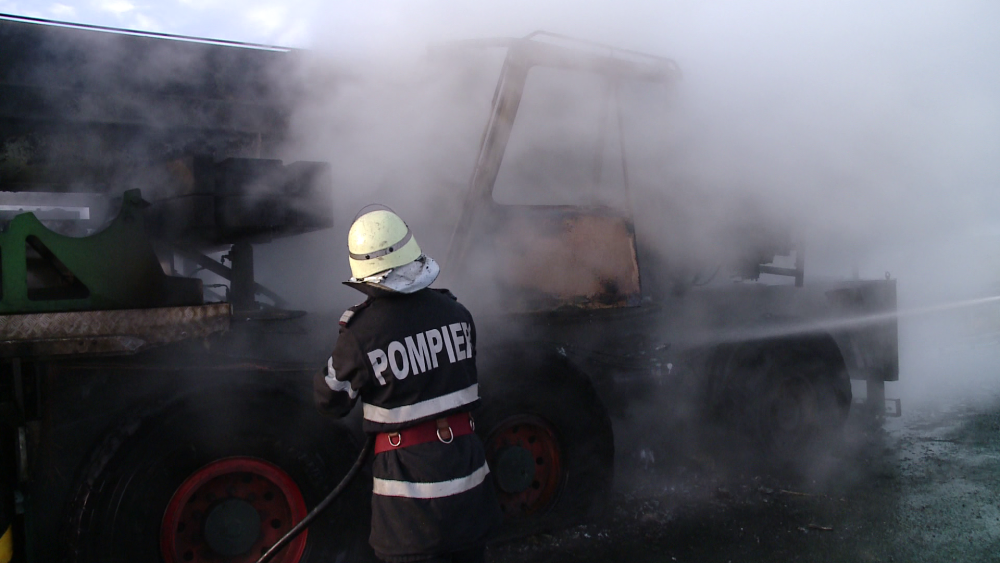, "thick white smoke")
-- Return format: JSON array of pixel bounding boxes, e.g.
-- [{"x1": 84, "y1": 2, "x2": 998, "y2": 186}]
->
[{"x1": 250, "y1": 0, "x2": 1000, "y2": 407}]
